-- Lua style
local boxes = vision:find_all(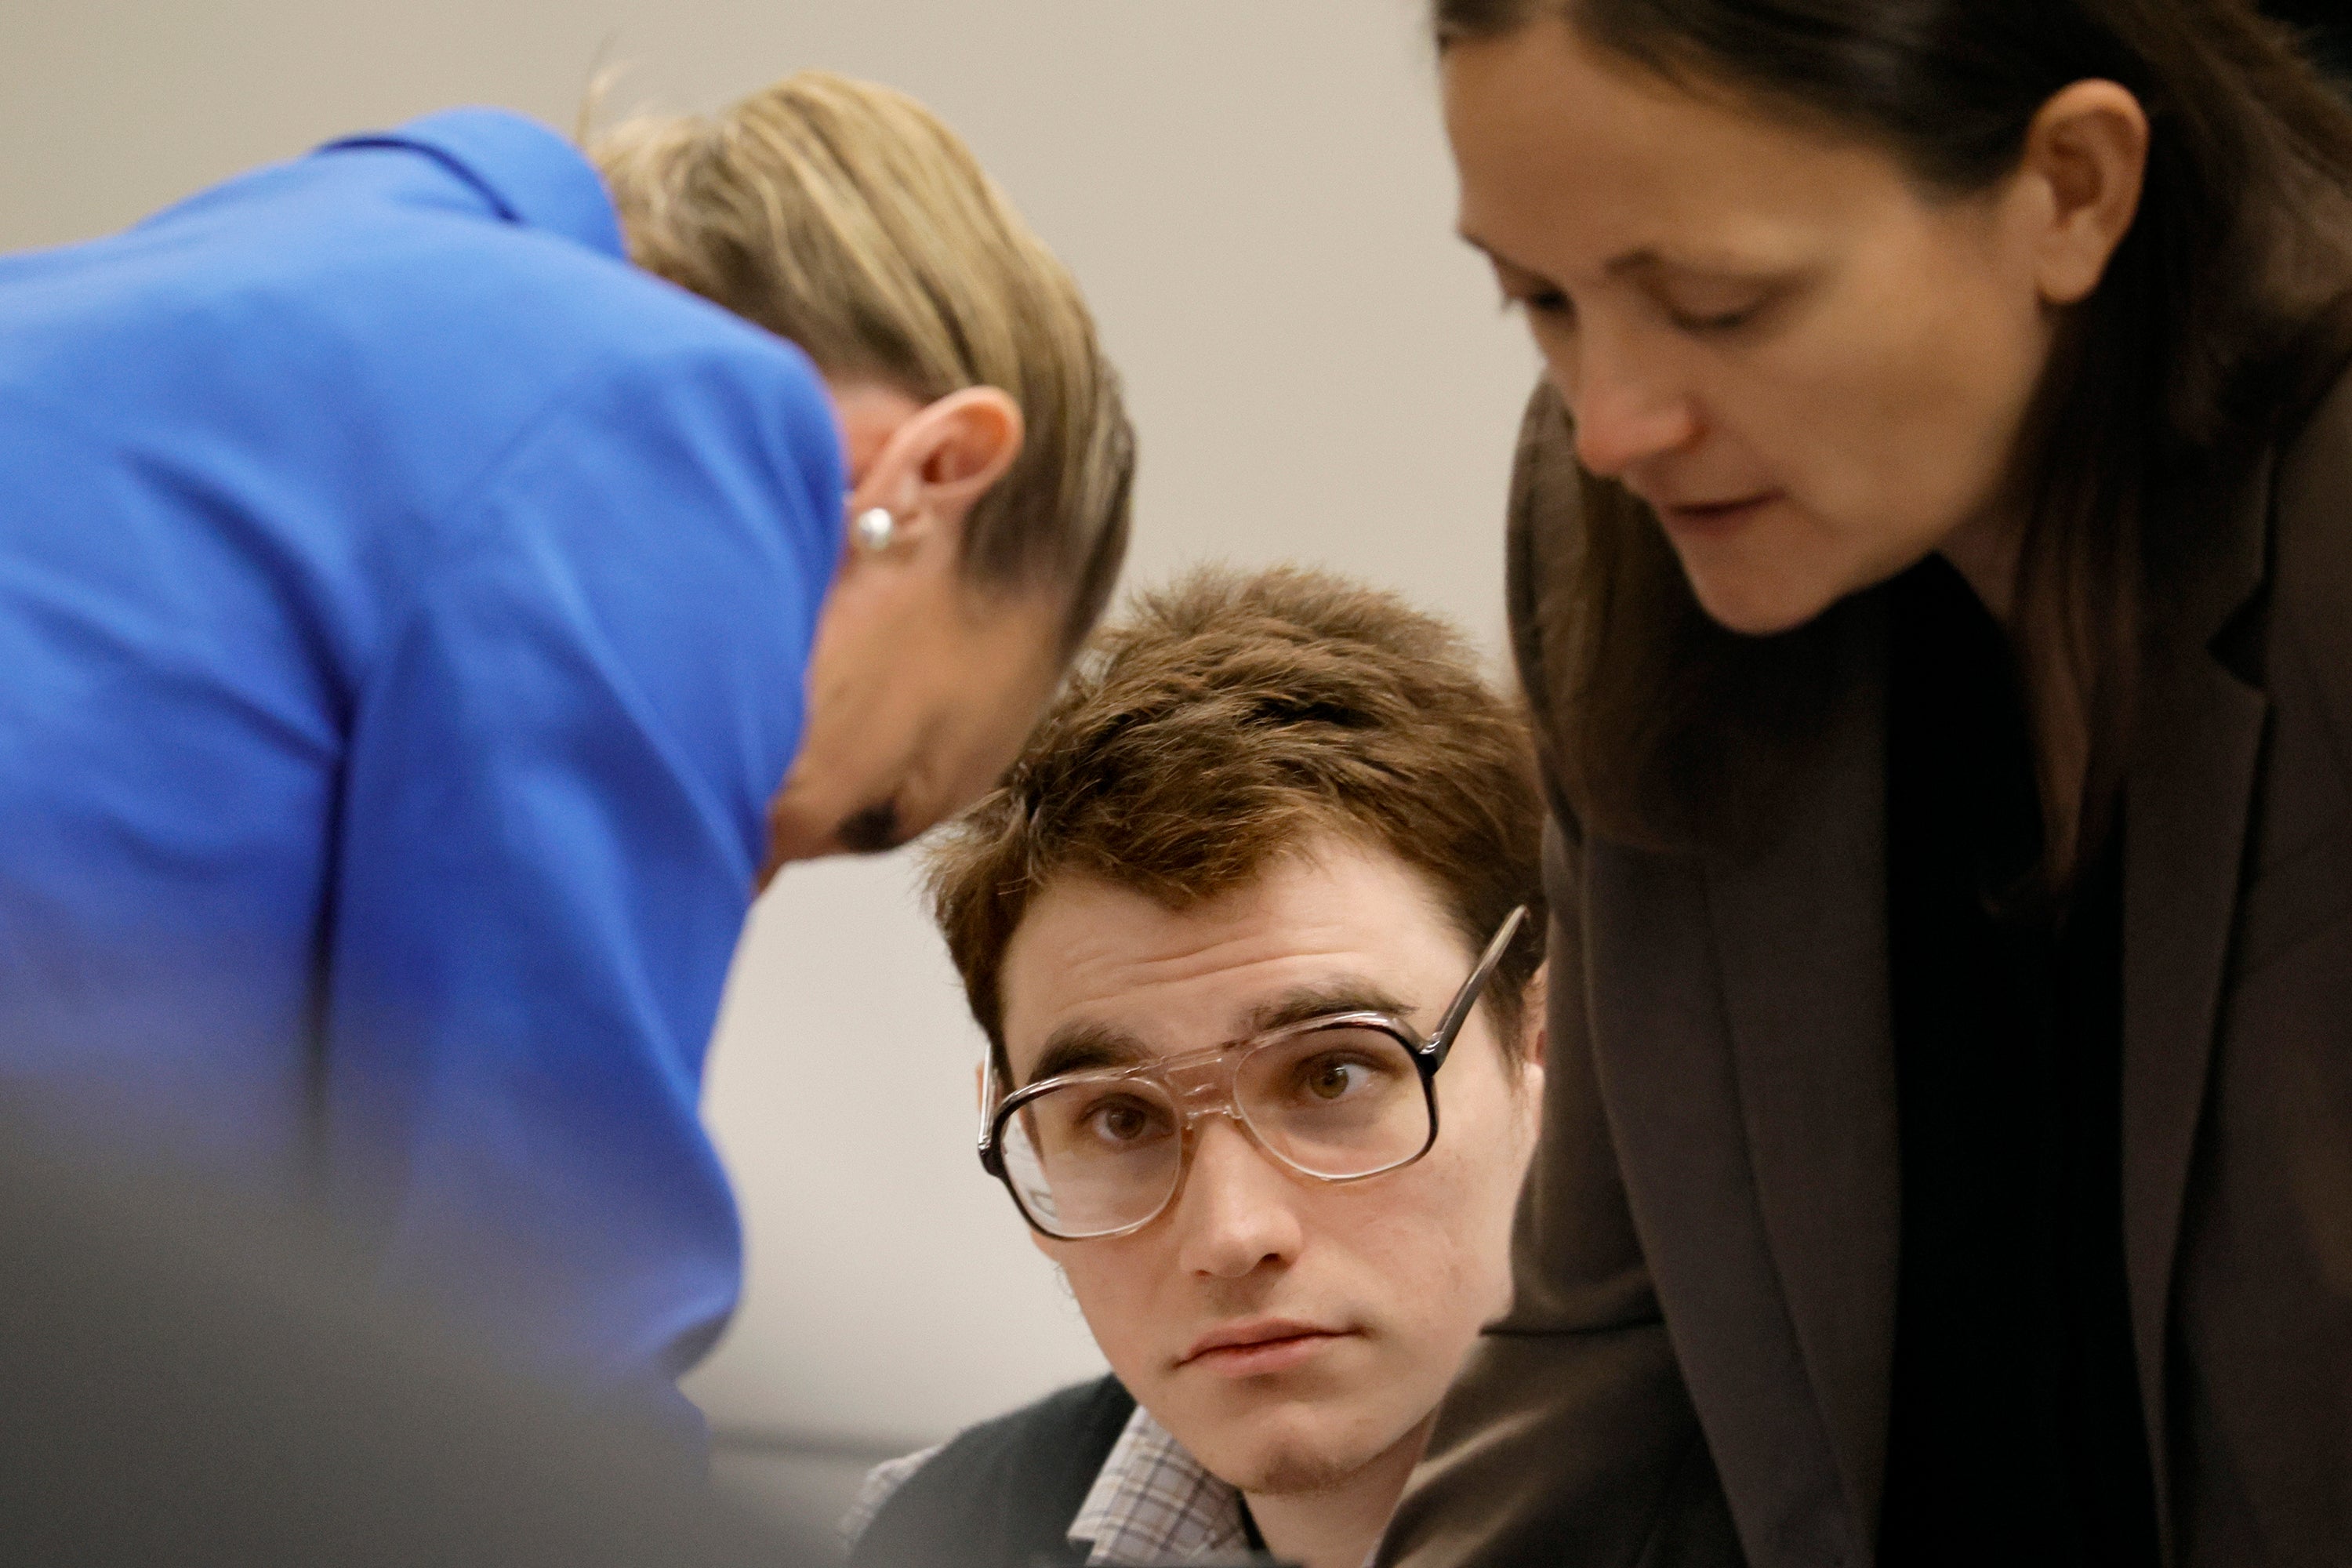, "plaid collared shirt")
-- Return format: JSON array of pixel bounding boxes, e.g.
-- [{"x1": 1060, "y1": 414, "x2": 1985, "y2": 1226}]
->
[{"x1": 843, "y1": 1401, "x2": 1250, "y2": 1565}]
